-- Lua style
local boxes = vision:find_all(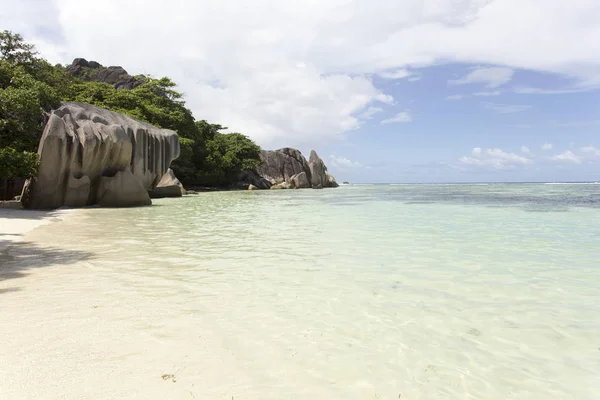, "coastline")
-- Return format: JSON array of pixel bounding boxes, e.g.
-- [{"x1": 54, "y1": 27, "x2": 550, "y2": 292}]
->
[{"x1": 0, "y1": 201, "x2": 74, "y2": 254}]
